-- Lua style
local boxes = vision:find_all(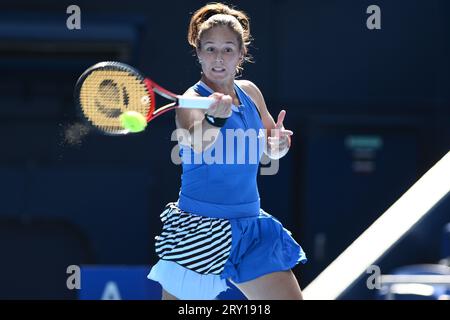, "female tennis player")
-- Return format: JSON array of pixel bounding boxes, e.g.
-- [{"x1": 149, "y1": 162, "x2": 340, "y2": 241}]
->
[{"x1": 148, "y1": 2, "x2": 307, "y2": 300}]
